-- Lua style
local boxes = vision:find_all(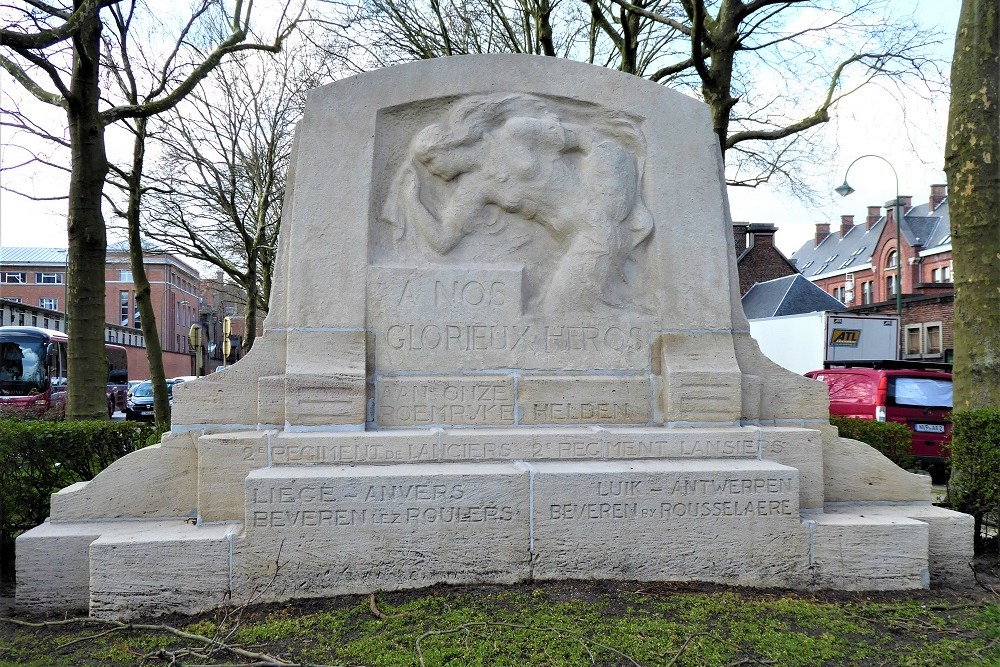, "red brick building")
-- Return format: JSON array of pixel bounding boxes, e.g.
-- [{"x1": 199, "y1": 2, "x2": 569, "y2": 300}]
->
[
  {"x1": 790, "y1": 184, "x2": 953, "y2": 362},
  {"x1": 733, "y1": 222, "x2": 799, "y2": 295},
  {"x1": 0, "y1": 244, "x2": 201, "y2": 378}
]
